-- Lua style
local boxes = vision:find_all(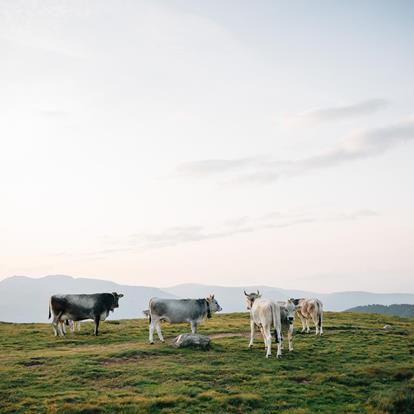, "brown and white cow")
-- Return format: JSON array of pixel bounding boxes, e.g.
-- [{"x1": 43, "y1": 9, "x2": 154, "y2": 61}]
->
[{"x1": 292, "y1": 298, "x2": 324, "y2": 335}]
